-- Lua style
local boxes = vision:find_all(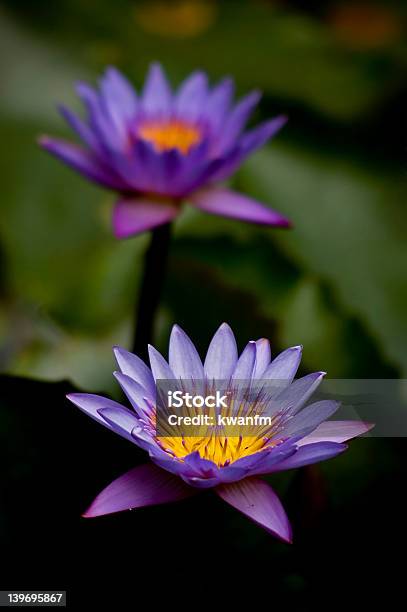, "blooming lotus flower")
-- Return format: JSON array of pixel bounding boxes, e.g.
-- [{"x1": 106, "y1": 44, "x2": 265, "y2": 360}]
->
[
  {"x1": 67, "y1": 323, "x2": 373, "y2": 542},
  {"x1": 39, "y1": 64, "x2": 290, "y2": 238}
]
